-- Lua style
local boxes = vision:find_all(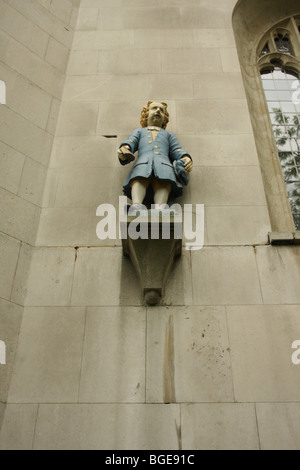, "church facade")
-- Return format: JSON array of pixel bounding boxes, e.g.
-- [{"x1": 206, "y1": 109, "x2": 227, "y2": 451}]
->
[{"x1": 0, "y1": 0, "x2": 300, "y2": 449}]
